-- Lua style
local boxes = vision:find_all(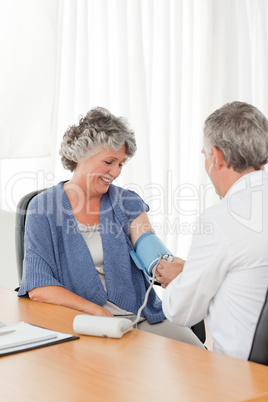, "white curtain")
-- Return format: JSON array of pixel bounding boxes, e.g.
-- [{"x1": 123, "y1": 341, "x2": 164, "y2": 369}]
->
[
  {"x1": 0, "y1": 0, "x2": 61, "y2": 158},
  {"x1": 1, "y1": 0, "x2": 268, "y2": 257}
]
